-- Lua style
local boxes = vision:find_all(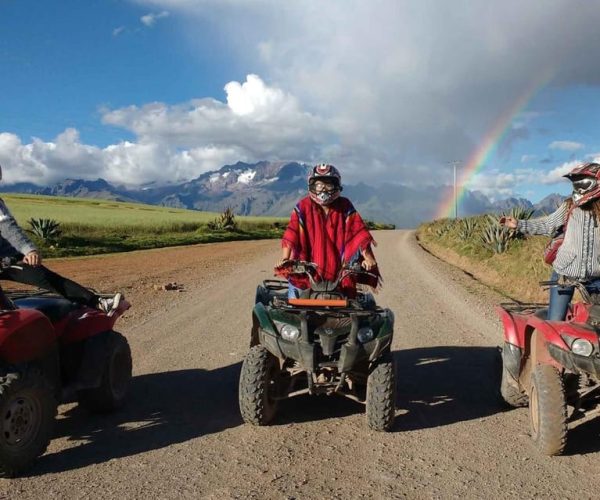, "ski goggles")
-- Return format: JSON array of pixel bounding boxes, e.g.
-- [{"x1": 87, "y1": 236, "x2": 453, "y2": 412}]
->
[
  {"x1": 572, "y1": 177, "x2": 597, "y2": 194},
  {"x1": 310, "y1": 180, "x2": 337, "y2": 193}
]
